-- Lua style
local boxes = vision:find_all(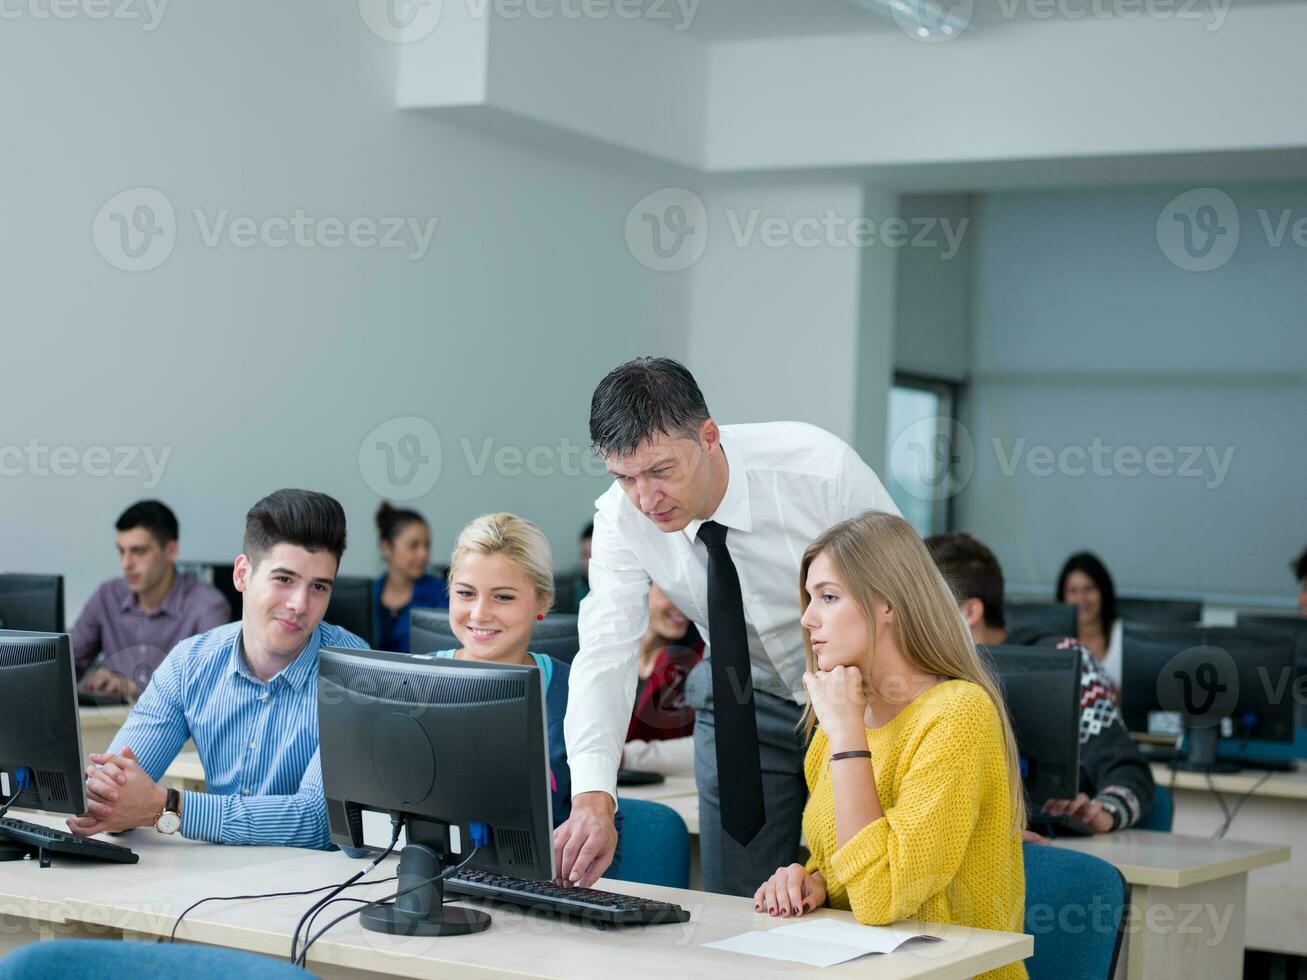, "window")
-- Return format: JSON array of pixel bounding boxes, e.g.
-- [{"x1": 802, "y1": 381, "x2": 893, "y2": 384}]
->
[{"x1": 884, "y1": 375, "x2": 965, "y2": 538}]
